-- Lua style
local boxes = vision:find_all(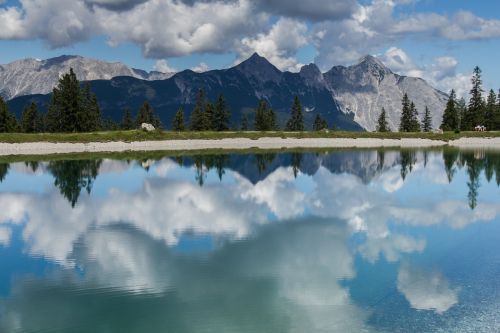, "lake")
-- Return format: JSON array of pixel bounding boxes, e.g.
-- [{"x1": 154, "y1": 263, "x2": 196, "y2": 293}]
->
[{"x1": 0, "y1": 148, "x2": 500, "y2": 332}]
